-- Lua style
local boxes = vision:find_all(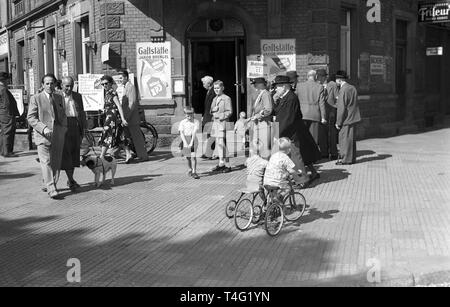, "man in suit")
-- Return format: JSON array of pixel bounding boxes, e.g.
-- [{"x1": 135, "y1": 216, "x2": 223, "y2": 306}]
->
[
  {"x1": 272, "y1": 75, "x2": 321, "y2": 187},
  {"x1": 118, "y1": 70, "x2": 149, "y2": 163},
  {"x1": 201, "y1": 76, "x2": 217, "y2": 159},
  {"x1": 27, "y1": 74, "x2": 67, "y2": 199},
  {"x1": 317, "y1": 69, "x2": 339, "y2": 160},
  {"x1": 296, "y1": 70, "x2": 327, "y2": 149},
  {"x1": 0, "y1": 72, "x2": 20, "y2": 158},
  {"x1": 335, "y1": 71, "x2": 361, "y2": 165},
  {"x1": 60, "y1": 76, "x2": 87, "y2": 191},
  {"x1": 210, "y1": 80, "x2": 233, "y2": 173},
  {"x1": 249, "y1": 77, "x2": 273, "y2": 159}
]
